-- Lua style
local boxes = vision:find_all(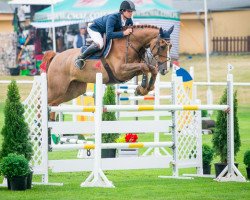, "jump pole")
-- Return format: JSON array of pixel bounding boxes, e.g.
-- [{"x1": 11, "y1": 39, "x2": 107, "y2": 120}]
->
[
  {"x1": 80, "y1": 73, "x2": 114, "y2": 188},
  {"x1": 215, "y1": 73, "x2": 246, "y2": 182}
]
